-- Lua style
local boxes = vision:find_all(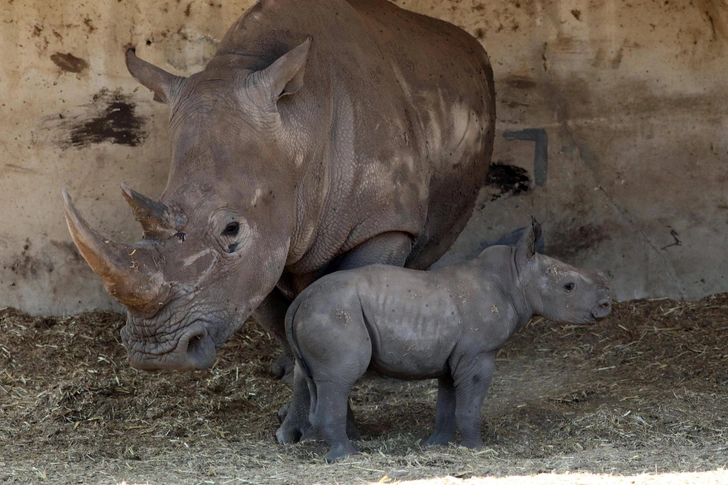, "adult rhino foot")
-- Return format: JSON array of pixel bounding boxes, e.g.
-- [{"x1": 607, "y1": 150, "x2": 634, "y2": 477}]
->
[
  {"x1": 277, "y1": 402, "x2": 313, "y2": 444},
  {"x1": 423, "y1": 432, "x2": 456, "y2": 447},
  {"x1": 323, "y1": 442, "x2": 359, "y2": 463},
  {"x1": 276, "y1": 420, "x2": 312, "y2": 444},
  {"x1": 271, "y1": 353, "x2": 294, "y2": 386}
]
